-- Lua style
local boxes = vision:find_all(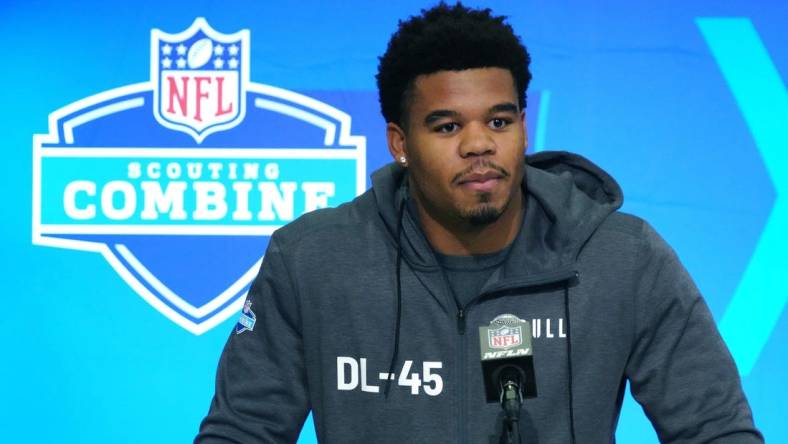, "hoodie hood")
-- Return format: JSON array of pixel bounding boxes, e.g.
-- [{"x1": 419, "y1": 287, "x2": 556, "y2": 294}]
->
[{"x1": 370, "y1": 150, "x2": 623, "y2": 283}]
